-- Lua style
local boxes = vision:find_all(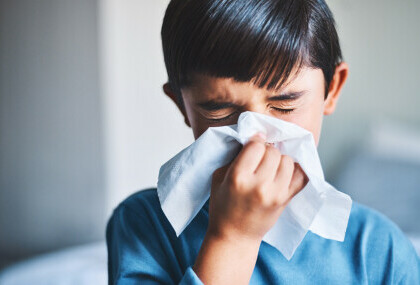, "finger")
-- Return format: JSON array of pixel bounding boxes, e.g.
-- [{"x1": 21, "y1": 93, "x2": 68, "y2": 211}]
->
[
  {"x1": 273, "y1": 155, "x2": 295, "y2": 189},
  {"x1": 228, "y1": 133, "x2": 267, "y2": 175},
  {"x1": 266, "y1": 155, "x2": 294, "y2": 205},
  {"x1": 212, "y1": 162, "x2": 231, "y2": 185},
  {"x1": 287, "y1": 163, "x2": 309, "y2": 198},
  {"x1": 254, "y1": 145, "x2": 281, "y2": 182}
]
